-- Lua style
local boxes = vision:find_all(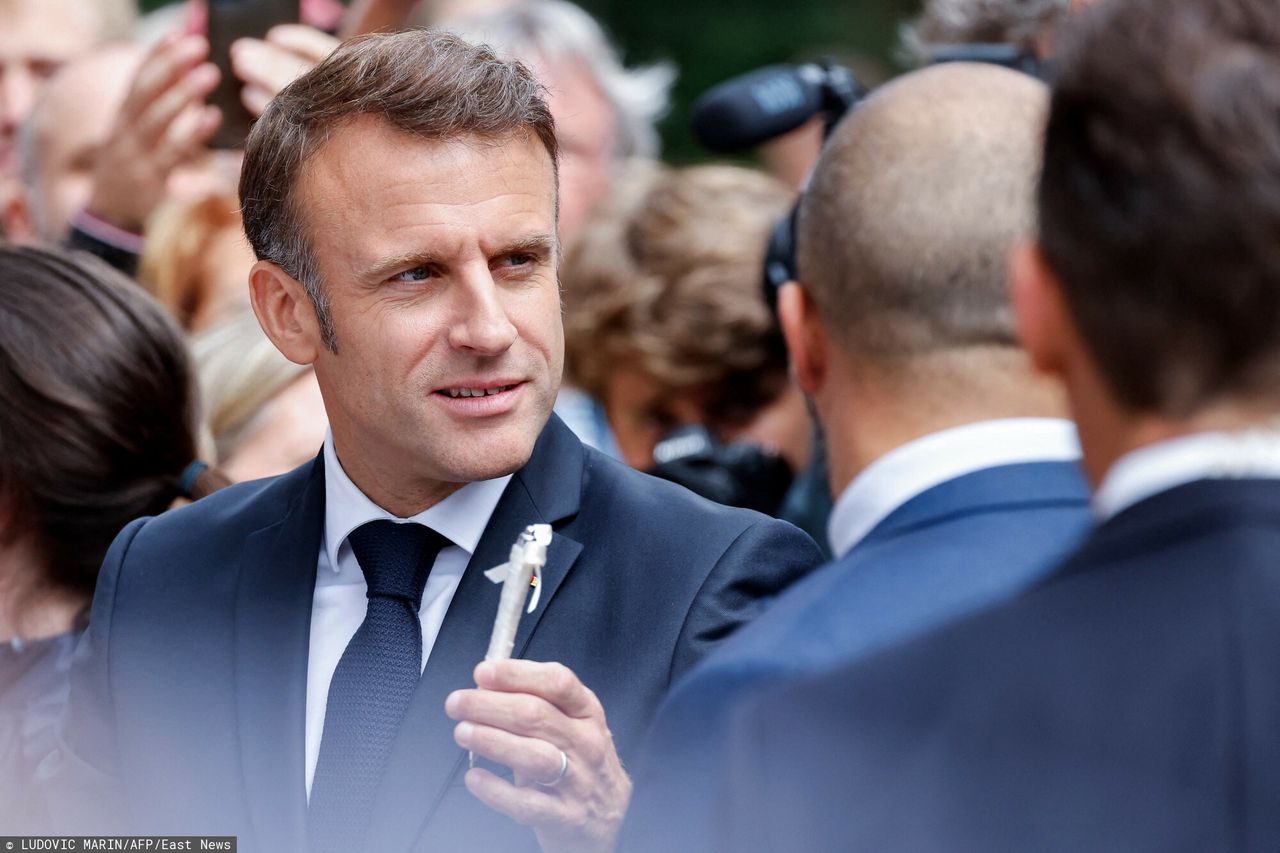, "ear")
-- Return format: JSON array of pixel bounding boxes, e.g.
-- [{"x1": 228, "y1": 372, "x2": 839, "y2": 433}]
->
[
  {"x1": 249, "y1": 259, "x2": 323, "y2": 366},
  {"x1": 1009, "y1": 239, "x2": 1072, "y2": 379},
  {"x1": 777, "y1": 281, "x2": 829, "y2": 397}
]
